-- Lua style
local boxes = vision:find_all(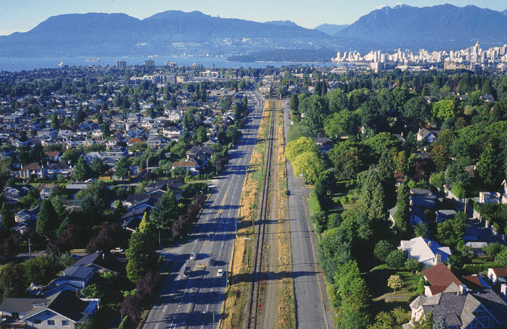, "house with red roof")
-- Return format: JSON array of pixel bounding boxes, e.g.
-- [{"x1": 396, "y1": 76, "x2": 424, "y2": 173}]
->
[
  {"x1": 488, "y1": 268, "x2": 507, "y2": 283},
  {"x1": 422, "y1": 263, "x2": 463, "y2": 296}
]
